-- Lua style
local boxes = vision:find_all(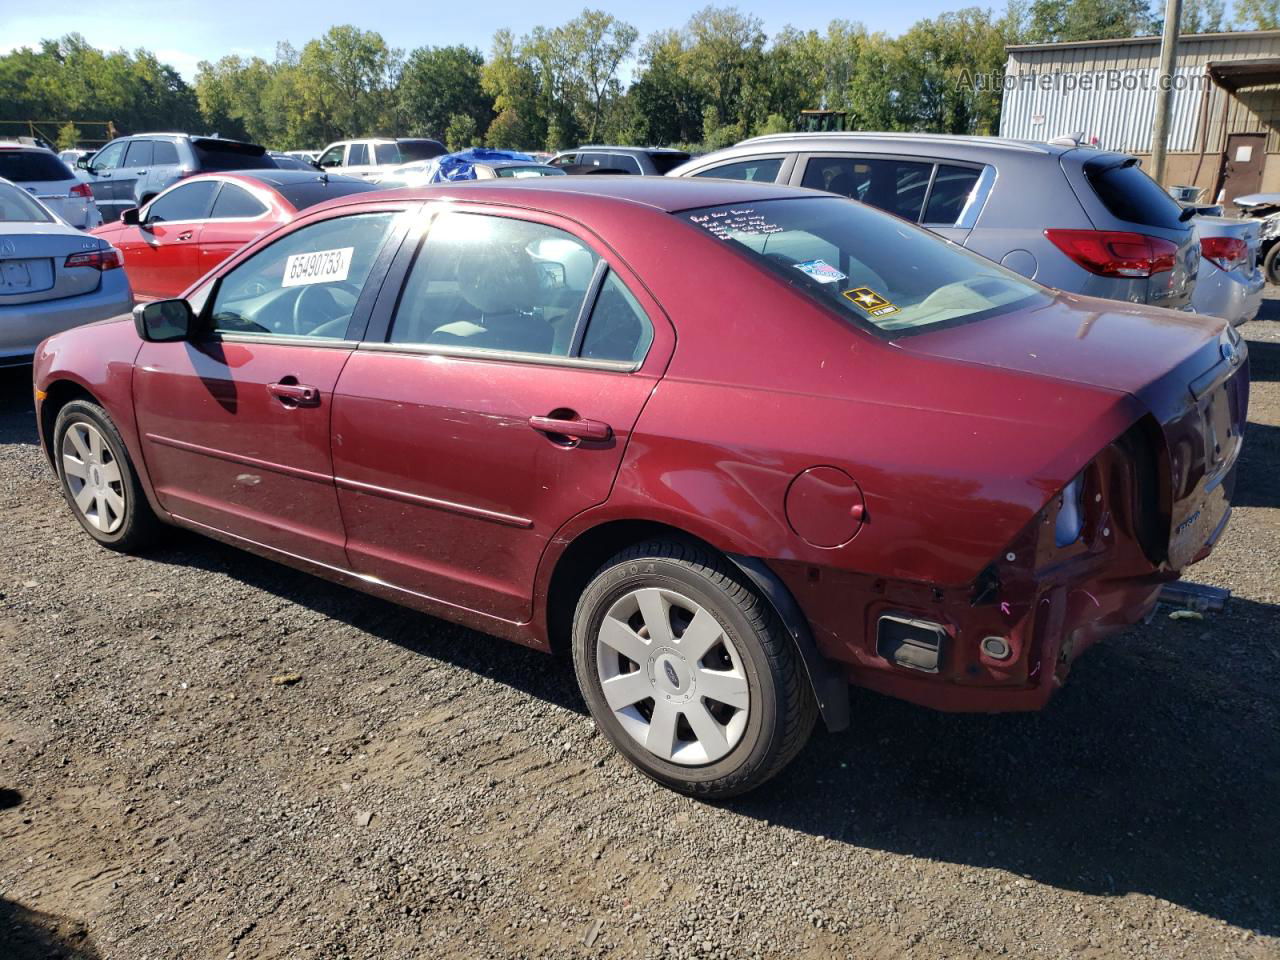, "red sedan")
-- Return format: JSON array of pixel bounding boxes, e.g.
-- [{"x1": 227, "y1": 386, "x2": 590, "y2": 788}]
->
[
  {"x1": 34, "y1": 177, "x2": 1248, "y2": 797},
  {"x1": 91, "y1": 169, "x2": 380, "y2": 301}
]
